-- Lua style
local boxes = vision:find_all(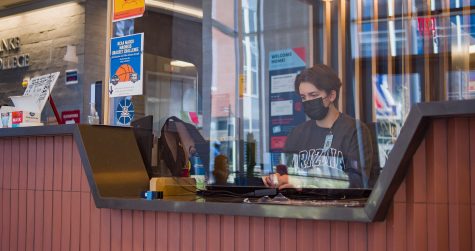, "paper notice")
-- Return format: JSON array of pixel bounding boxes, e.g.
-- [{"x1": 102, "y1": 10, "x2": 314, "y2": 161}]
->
[
  {"x1": 271, "y1": 73, "x2": 297, "y2": 94},
  {"x1": 271, "y1": 100, "x2": 293, "y2": 116}
]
